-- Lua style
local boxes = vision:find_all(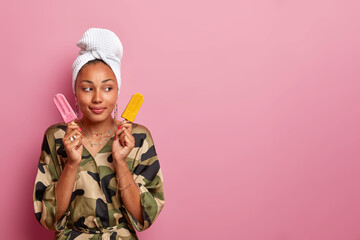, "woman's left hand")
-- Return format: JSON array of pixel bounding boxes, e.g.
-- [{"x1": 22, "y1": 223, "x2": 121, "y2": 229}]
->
[{"x1": 112, "y1": 120, "x2": 135, "y2": 163}]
